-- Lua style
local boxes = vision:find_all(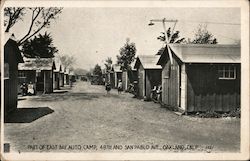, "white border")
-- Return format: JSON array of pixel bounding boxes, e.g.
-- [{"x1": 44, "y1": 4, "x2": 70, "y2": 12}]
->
[{"x1": 1, "y1": 0, "x2": 249, "y2": 160}]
